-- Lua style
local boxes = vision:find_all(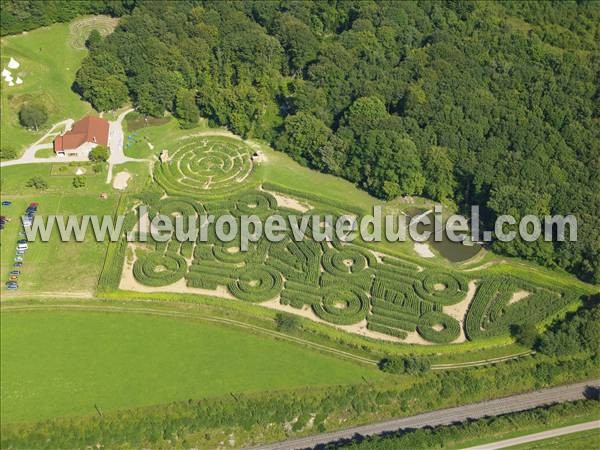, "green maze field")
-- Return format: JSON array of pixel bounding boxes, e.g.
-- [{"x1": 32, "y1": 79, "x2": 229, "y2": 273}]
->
[{"x1": 118, "y1": 140, "x2": 578, "y2": 344}]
